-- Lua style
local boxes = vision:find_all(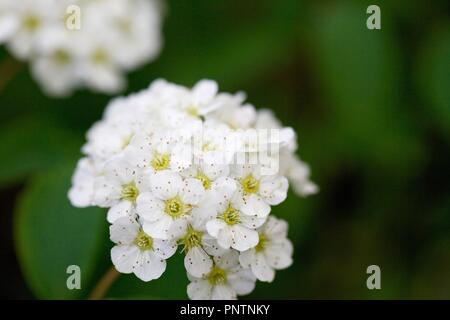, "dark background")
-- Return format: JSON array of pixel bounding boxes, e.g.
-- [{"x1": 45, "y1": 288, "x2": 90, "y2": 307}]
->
[{"x1": 0, "y1": 0, "x2": 449, "y2": 299}]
